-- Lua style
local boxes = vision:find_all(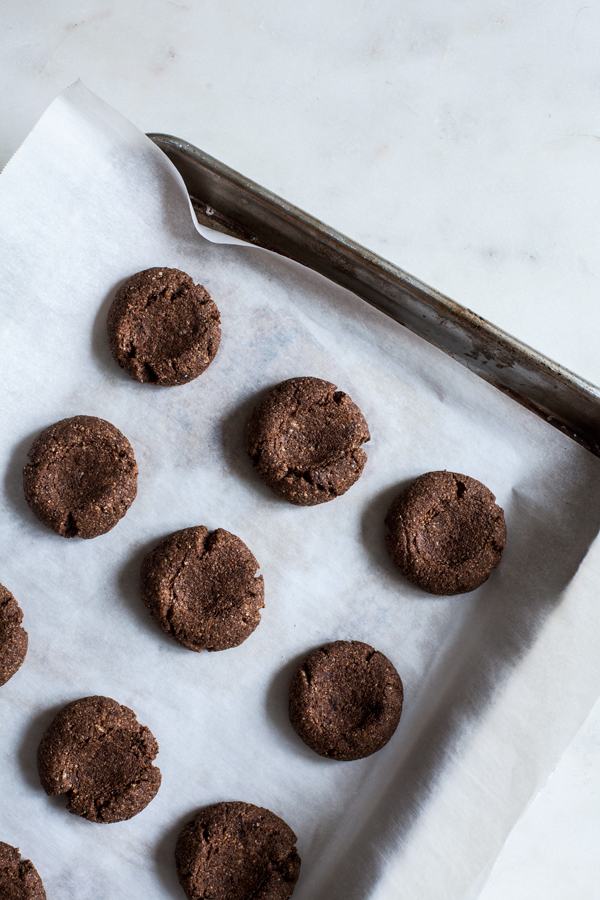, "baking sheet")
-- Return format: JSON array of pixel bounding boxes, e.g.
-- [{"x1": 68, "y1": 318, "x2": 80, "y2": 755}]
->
[{"x1": 2, "y1": 81, "x2": 600, "y2": 900}]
